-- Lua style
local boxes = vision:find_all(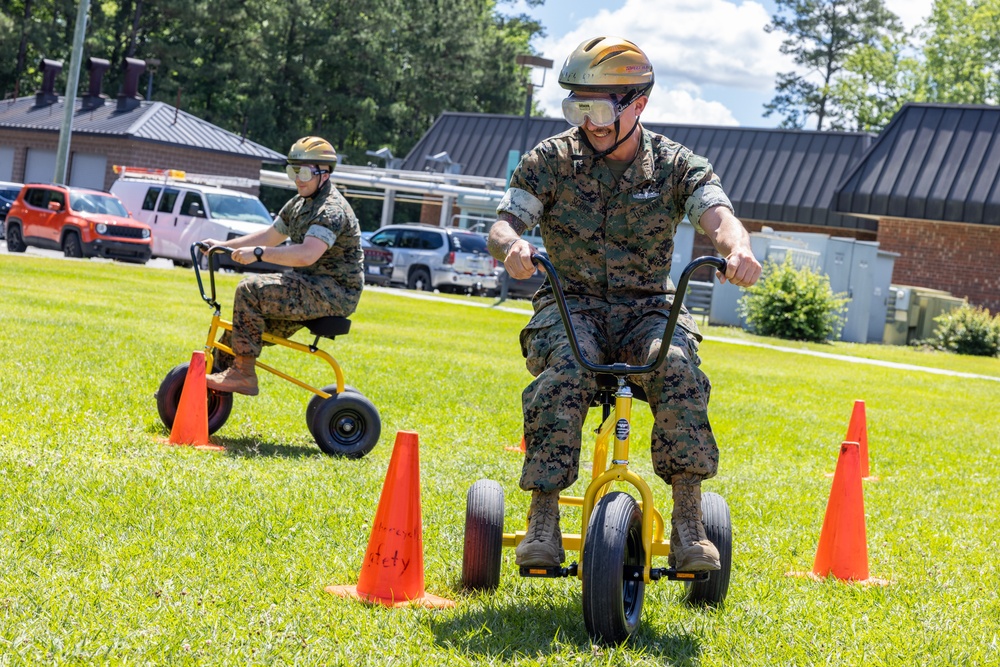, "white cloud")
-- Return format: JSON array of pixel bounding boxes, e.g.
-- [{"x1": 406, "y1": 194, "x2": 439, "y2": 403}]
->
[
  {"x1": 530, "y1": 0, "x2": 793, "y2": 125},
  {"x1": 884, "y1": 0, "x2": 934, "y2": 32}
]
